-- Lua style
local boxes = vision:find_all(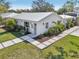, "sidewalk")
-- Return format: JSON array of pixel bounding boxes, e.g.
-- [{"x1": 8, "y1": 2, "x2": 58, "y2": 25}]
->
[
  {"x1": 0, "y1": 26, "x2": 79, "y2": 50},
  {"x1": 0, "y1": 38, "x2": 24, "y2": 49}
]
